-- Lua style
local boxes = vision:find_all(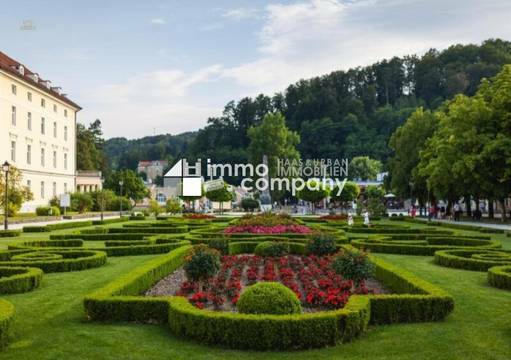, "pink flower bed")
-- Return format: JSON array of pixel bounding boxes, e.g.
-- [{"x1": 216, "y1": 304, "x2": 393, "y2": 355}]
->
[{"x1": 223, "y1": 224, "x2": 313, "y2": 234}]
